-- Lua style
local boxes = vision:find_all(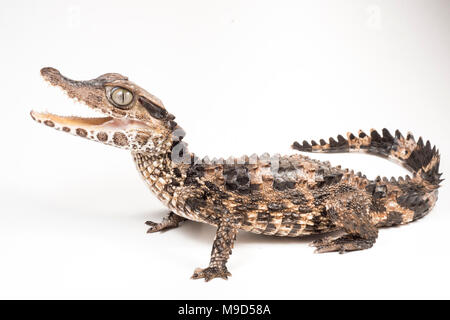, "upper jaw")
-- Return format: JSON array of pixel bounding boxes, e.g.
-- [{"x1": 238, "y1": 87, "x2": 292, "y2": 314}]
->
[
  {"x1": 31, "y1": 67, "x2": 151, "y2": 132},
  {"x1": 39, "y1": 67, "x2": 119, "y2": 113},
  {"x1": 40, "y1": 67, "x2": 127, "y2": 91}
]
